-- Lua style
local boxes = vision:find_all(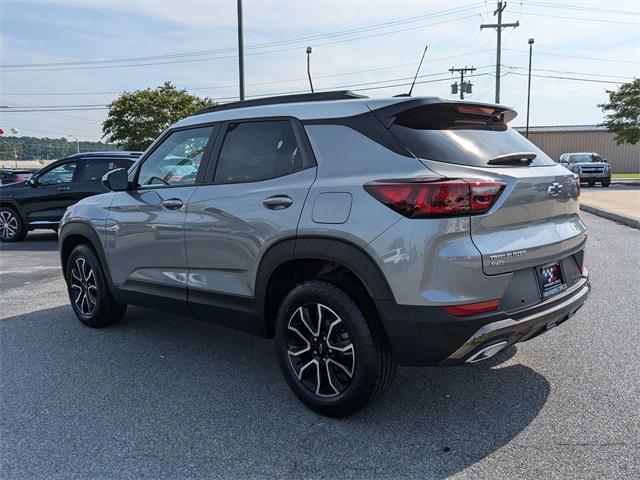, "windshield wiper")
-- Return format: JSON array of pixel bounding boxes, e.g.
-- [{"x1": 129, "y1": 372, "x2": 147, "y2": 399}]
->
[{"x1": 488, "y1": 152, "x2": 537, "y2": 166}]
